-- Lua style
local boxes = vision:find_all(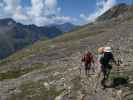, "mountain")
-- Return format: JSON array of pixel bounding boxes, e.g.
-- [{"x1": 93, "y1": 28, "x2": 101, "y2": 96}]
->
[
  {"x1": 55, "y1": 23, "x2": 76, "y2": 32},
  {"x1": 0, "y1": 18, "x2": 63, "y2": 59},
  {"x1": 97, "y1": 3, "x2": 133, "y2": 21},
  {"x1": 0, "y1": 4, "x2": 133, "y2": 100}
]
